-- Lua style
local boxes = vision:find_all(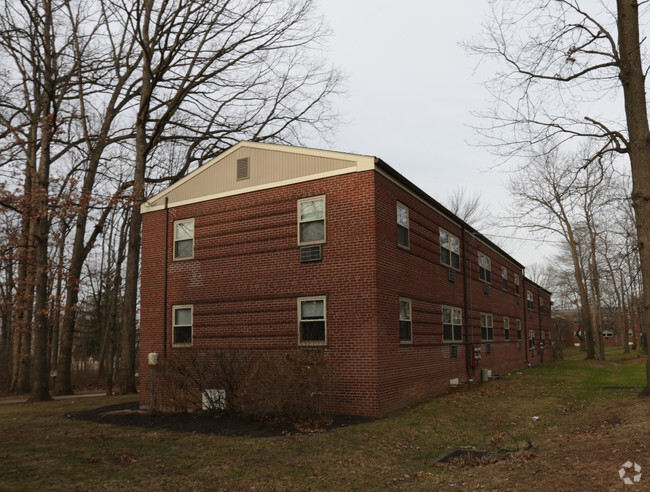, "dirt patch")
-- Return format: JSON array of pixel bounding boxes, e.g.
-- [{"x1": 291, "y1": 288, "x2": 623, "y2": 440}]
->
[{"x1": 68, "y1": 401, "x2": 372, "y2": 437}]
